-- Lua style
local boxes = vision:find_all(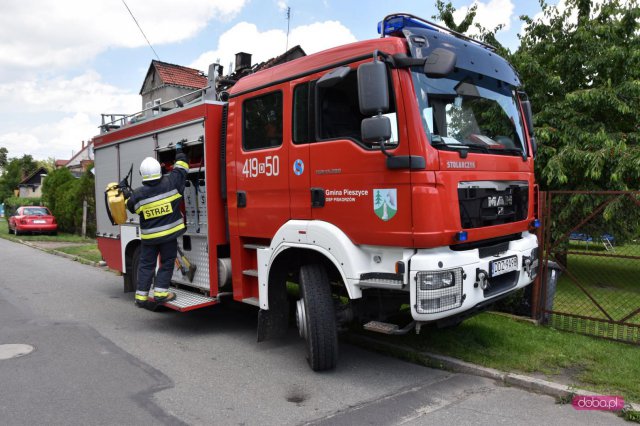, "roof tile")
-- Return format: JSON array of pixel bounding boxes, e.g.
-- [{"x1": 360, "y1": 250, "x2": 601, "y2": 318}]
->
[{"x1": 154, "y1": 61, "x2": 207, "y2": 89}]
